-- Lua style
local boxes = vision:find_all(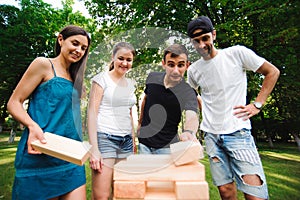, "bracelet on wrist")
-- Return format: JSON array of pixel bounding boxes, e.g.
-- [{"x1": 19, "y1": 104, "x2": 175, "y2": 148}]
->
[{"x1": 183, "y1": 130, "x2": 194, "y2": 135}]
